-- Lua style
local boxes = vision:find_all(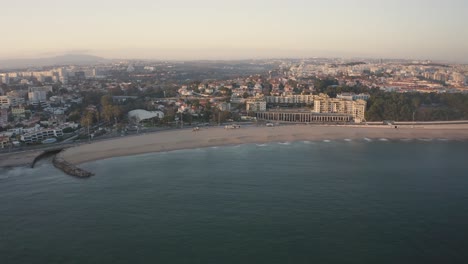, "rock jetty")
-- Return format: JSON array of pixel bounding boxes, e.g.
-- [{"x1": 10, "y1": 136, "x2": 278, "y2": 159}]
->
[{"x1": 53, "y1": 156, "x2": 94, "y2": 178}]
